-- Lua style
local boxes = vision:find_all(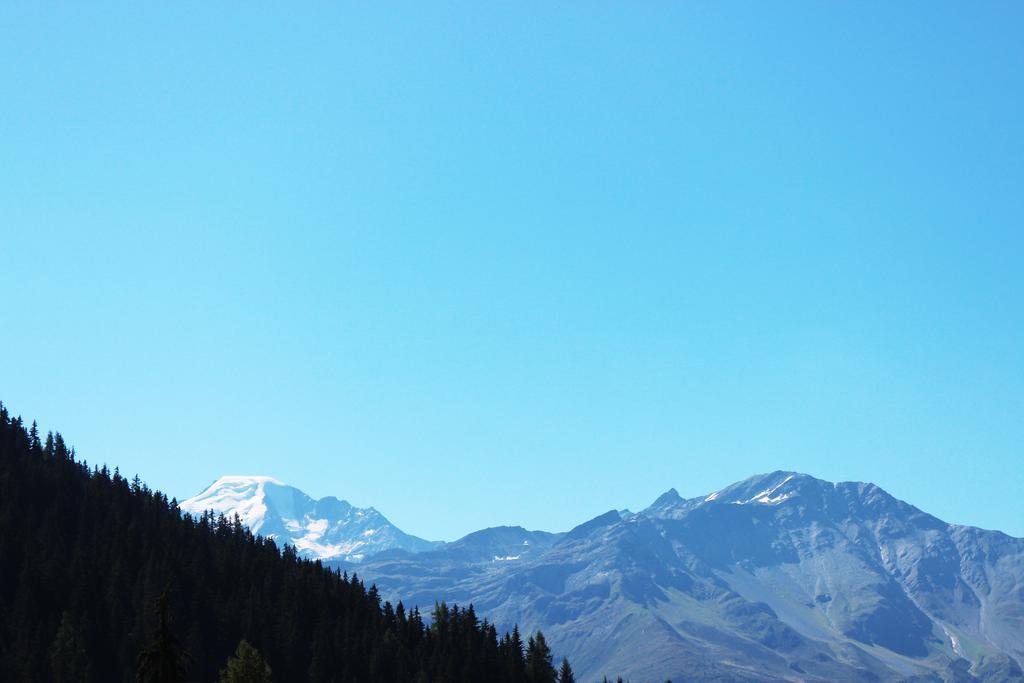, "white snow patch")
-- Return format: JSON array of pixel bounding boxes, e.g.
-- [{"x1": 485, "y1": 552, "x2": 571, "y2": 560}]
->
[
  {"x1": 752, "y1": 491, "x2": 794, "y2": 505},
  {"x1": 940, "y1": 625, "x2": 964, "y2": 657},
  {"x1": 305, "y1": 518, "x2": 329, "y2": 537},
  {"x1": 732, "y1": 475, "x2": 798, "y2": 505}
]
